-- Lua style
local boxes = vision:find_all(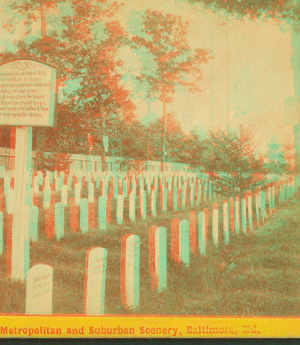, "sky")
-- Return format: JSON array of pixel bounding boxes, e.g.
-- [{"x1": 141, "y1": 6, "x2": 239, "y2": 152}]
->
[
  {"x1": 118, "y1": 0, "x2": 295, "y2": 152},
  {"x1": 0, "y1": 0, "x2": 296, "y2": 153}
]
